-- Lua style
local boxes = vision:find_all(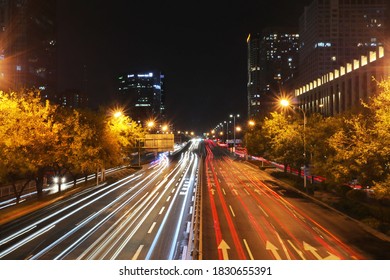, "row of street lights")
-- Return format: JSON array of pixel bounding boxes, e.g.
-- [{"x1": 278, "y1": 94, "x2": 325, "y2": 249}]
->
[
  {"x1": 280, "y1": 99, "x2": 307, "y2": 192},
  {"x1": 209, "y1": 98, "x2": 308, "y2": 192}
]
